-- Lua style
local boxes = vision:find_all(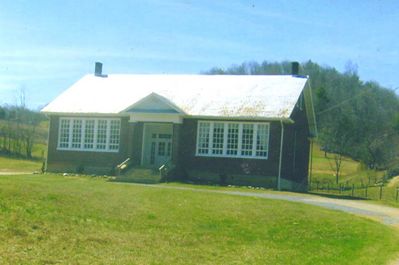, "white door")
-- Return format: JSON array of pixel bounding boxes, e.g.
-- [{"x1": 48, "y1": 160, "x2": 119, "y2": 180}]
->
[
  {"x1": 142, "y1": 124, "x2": 173, "y2": 167},
  {"x1": 150, "y1": 133, "x2": 172, "y2": 167}
]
